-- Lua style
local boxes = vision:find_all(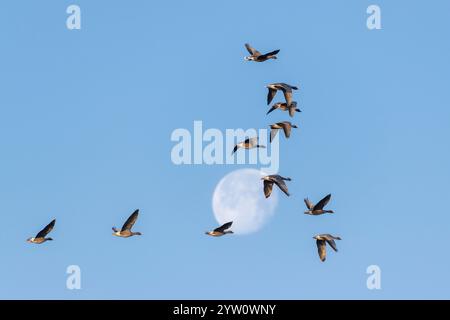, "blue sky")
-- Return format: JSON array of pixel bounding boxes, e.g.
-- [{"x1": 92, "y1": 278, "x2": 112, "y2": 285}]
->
[{"x1": 0, "y1": 0, "x2": 449, "y2": 299}]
